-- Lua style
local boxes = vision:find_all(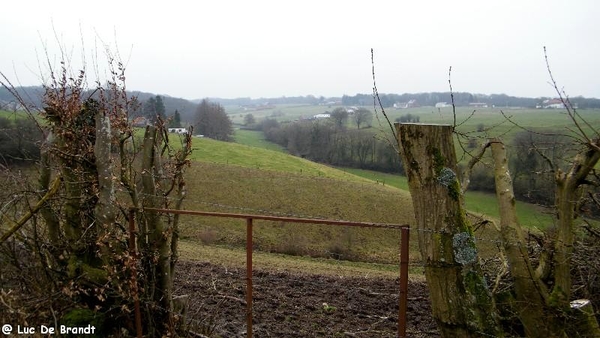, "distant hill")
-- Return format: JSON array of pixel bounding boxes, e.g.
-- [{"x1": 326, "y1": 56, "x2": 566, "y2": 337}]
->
[
  {"x1": 128, "y1": 90, "x2": 197, "y2": 122},
  {"x1": 0, "y1": 86, "x2": 198, "y2": 121},
  {"x1": 3, "y1": 85, "x2": 599, "y2": 120}
]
